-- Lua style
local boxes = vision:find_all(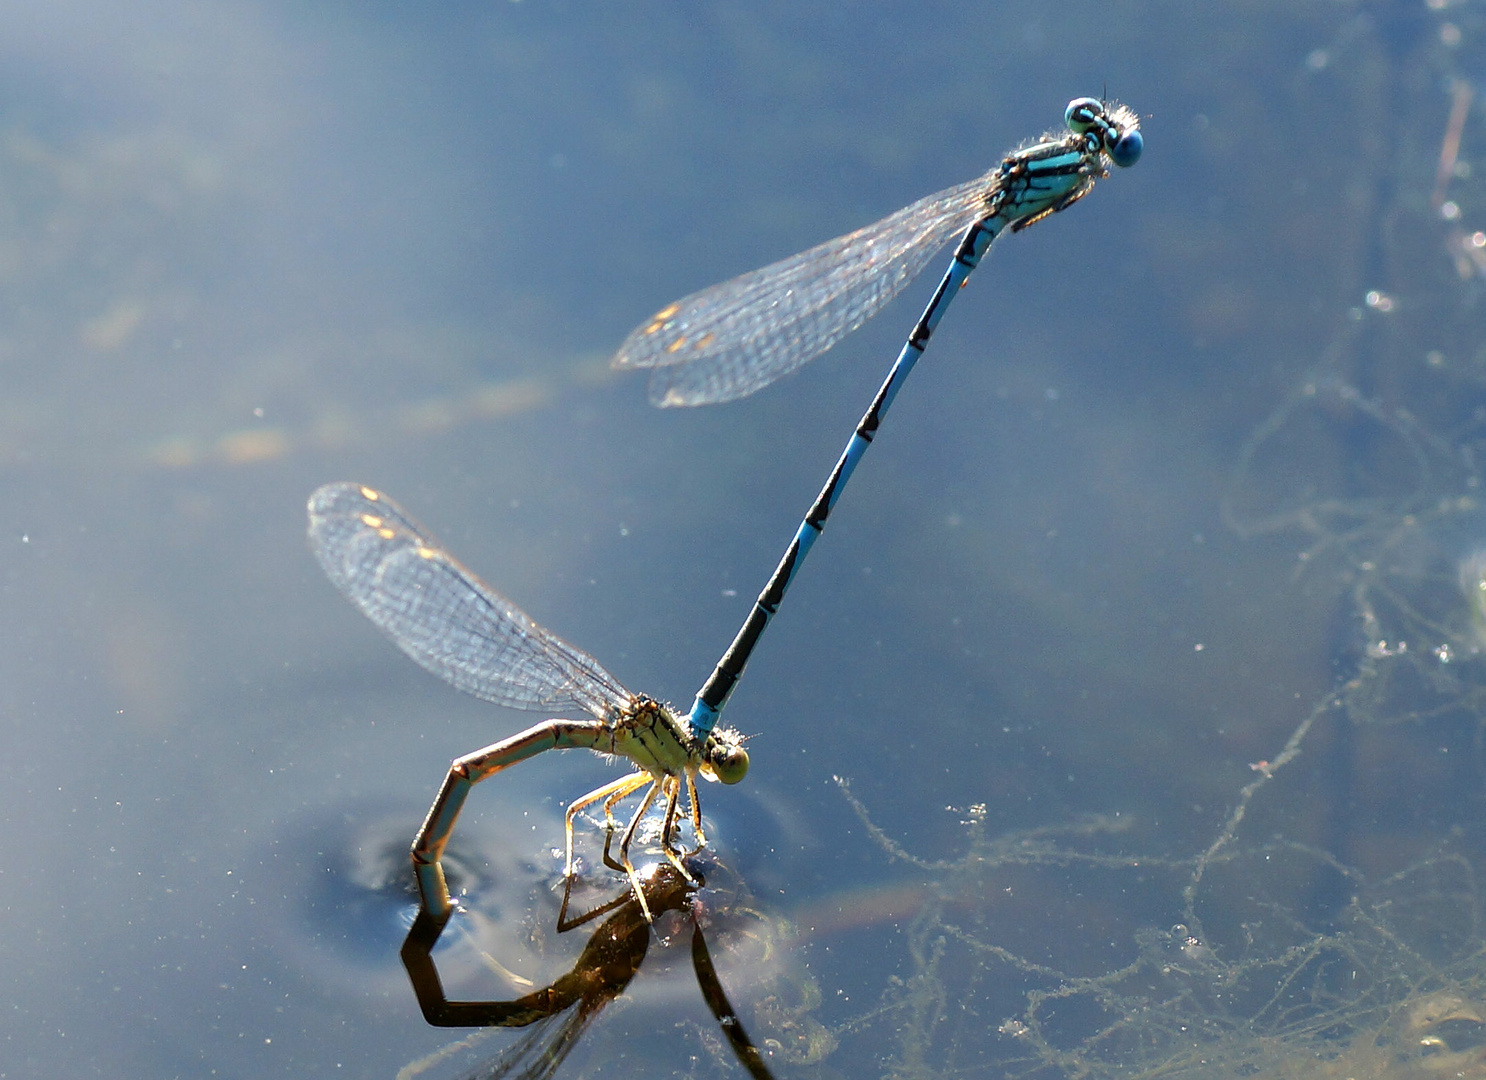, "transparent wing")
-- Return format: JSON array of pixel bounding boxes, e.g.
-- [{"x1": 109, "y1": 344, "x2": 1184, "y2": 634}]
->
[
  {"x1": 612, "y1": 171, "x2": 995, "y2": 406},
  {"x1": 308, "y1": 482, "x2": 631, "y2": 721}
]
